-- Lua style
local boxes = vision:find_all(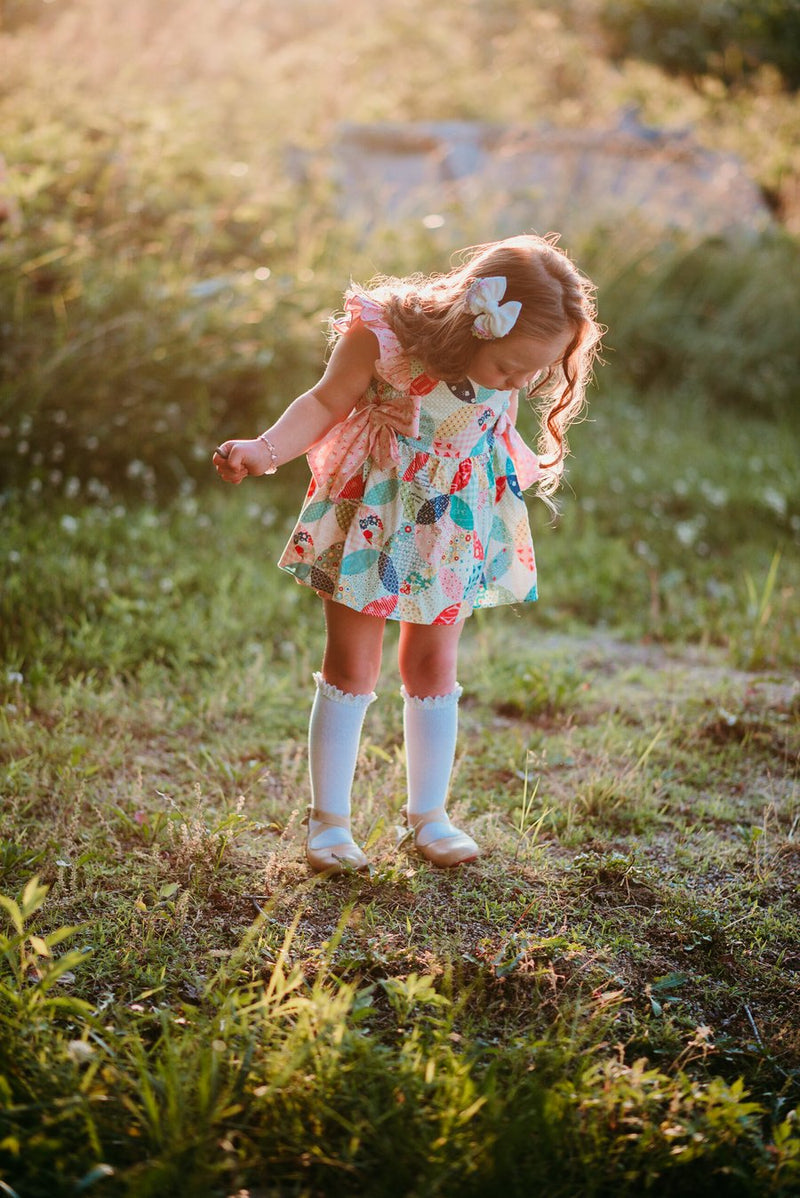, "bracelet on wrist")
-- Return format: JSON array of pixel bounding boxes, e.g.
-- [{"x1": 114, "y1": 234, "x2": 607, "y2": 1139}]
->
[{"x1": 258, "y1": 433, "x2": 279, "y2": 475}]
